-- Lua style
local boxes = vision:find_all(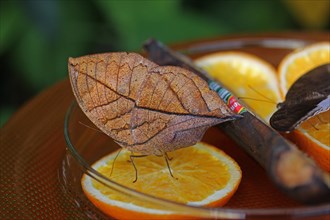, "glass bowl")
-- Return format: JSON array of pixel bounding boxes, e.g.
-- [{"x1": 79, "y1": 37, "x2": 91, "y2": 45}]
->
[{"x1": 62, "y1": 37, "x2": 330, "y2": 219}]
